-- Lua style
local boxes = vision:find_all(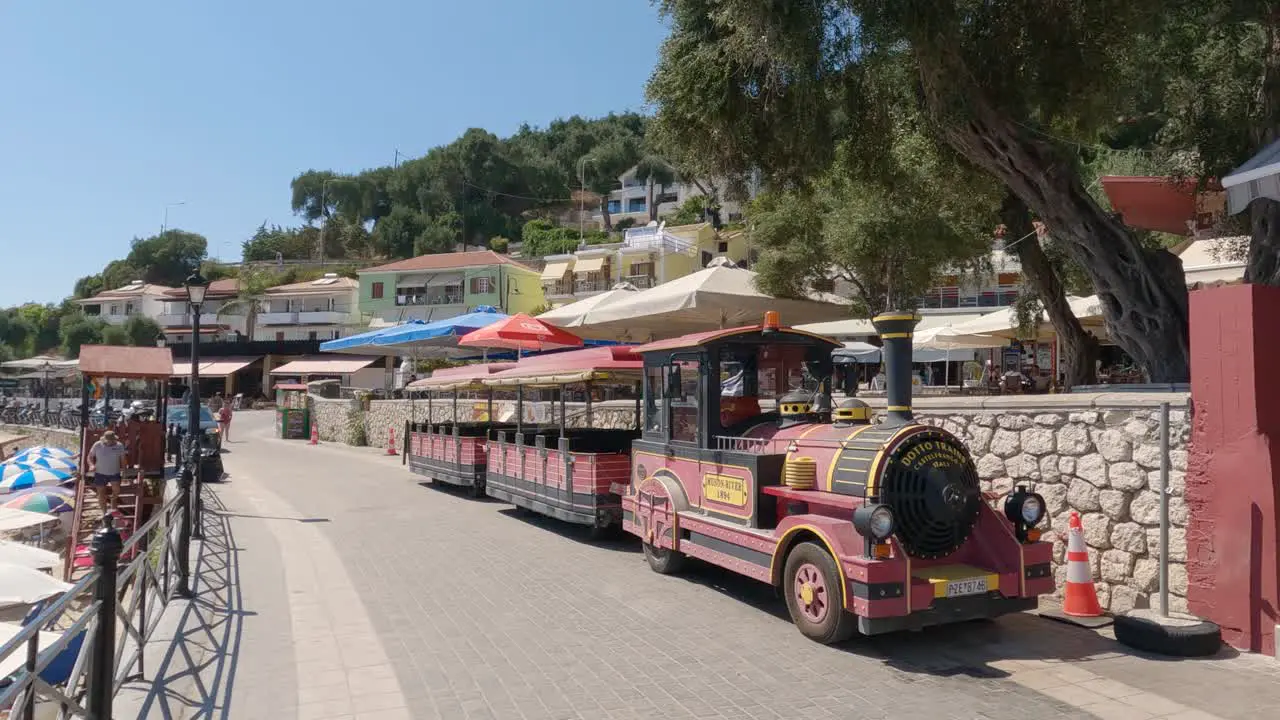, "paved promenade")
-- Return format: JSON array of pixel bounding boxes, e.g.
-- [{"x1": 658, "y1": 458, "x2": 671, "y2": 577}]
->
[{"x1": 117, "y1": 410, "x2": 1280, "y2": 720}]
